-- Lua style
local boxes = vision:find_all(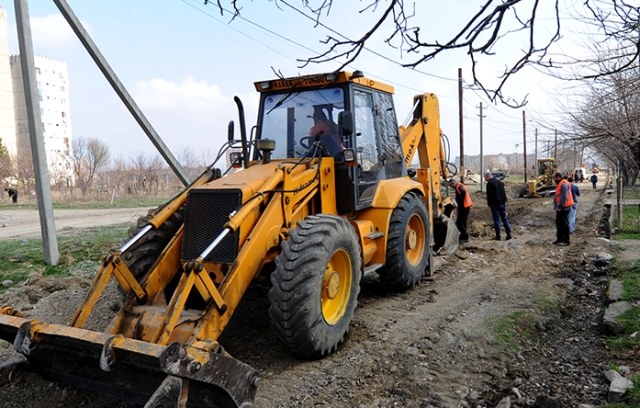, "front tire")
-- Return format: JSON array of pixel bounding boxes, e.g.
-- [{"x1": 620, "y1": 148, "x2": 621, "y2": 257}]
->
[
  {"x1": 123, "y1": 206, "x2": 185, "y2": 280},
  {"x1": 378, "y1": 192, "x2": 430, "y2": 291},
  {"x1": 269, "y1": 215, "x2": 362, "y2": 358}
]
